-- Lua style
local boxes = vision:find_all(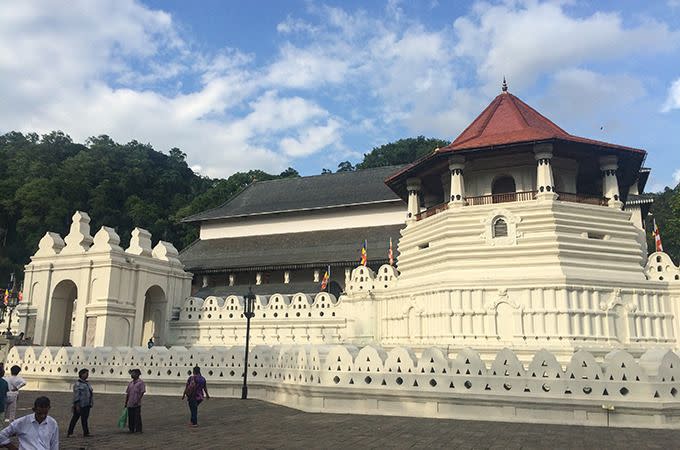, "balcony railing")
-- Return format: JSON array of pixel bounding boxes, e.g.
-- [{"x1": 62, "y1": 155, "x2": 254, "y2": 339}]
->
[
  {"x1": 466, "y1": 190, "x2": 537, "y2": 206},
  {"x1": 415, "y1": 191, "x2": 608, "y2": 221}
]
